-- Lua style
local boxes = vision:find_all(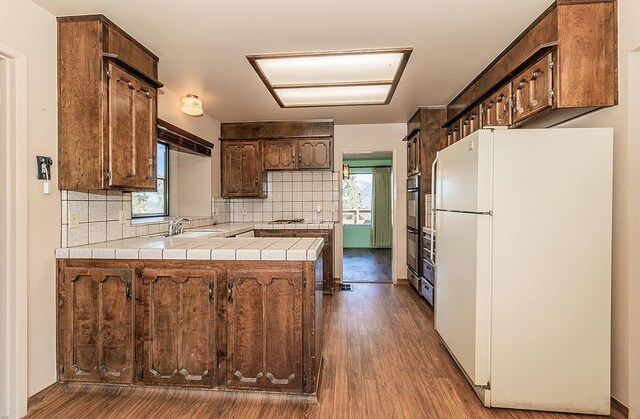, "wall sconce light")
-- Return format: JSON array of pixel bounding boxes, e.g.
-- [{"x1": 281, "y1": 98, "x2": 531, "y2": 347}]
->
[
  {"x1": 181, "y1": 94, "x2": 204, "y2": 117},
  {"x1": 342, "y1": 164, "x2": 350, "y2": 179}
]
